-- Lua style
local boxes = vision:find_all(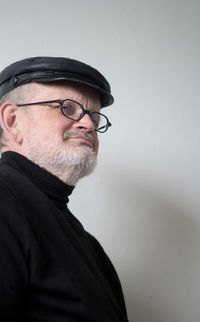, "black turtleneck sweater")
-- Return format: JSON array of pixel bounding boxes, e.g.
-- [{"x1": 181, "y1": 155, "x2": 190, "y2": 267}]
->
[{"x1": 0, "y1": 151, "x2": 128, "y2": 322}]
